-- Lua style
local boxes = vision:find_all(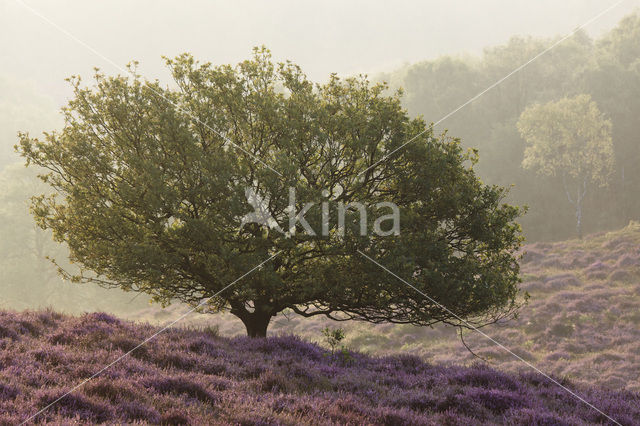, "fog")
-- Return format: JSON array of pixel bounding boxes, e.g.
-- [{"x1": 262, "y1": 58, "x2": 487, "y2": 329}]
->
[
  {"x1": 1, "y1": 1, "x2": 639, "y2": 316},
  {"x1": 1, "y1": 0, "x2": 636, "y2": 100}
]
